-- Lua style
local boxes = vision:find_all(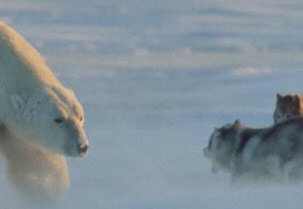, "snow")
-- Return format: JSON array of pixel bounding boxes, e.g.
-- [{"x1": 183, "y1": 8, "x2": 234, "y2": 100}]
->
[{"x1": 0, "y1": 0, "x2": 303, "y2": 208}]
